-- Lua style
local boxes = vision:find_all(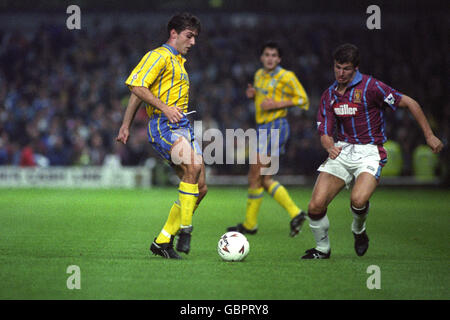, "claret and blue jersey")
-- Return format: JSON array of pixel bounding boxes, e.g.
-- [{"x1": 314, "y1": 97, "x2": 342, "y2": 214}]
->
[{"x1": 317, "y1": 70, "x2": 403, "y2": 146}]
